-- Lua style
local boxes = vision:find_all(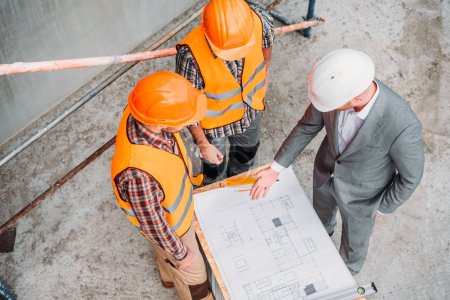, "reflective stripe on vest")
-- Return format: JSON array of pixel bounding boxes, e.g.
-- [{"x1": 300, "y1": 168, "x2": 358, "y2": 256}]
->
[
  {"x1": 170, "y1": 187, "x2": 193, "y2": 233},
  {"x1": 244, "y1": 76, "x2": 266, "y2": 107},
  {"x1": 203, "y1": 60, "x2": 265, "y2": 101},
  {"x1": 110, "y1": 107, "x2": 194, "y2": 237},
  {"x1": 178, "y1": 10, "x2": 266, "y2": 129},
  {"x1": 163, "y1": 171, "x2": 188, "y2": 213},
  {"x1": 205, "y1": 102, "x2": 245, "y2": 118},
  {"x1": 121, "y1": 208, "x2": 143, "y2": 231}
]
